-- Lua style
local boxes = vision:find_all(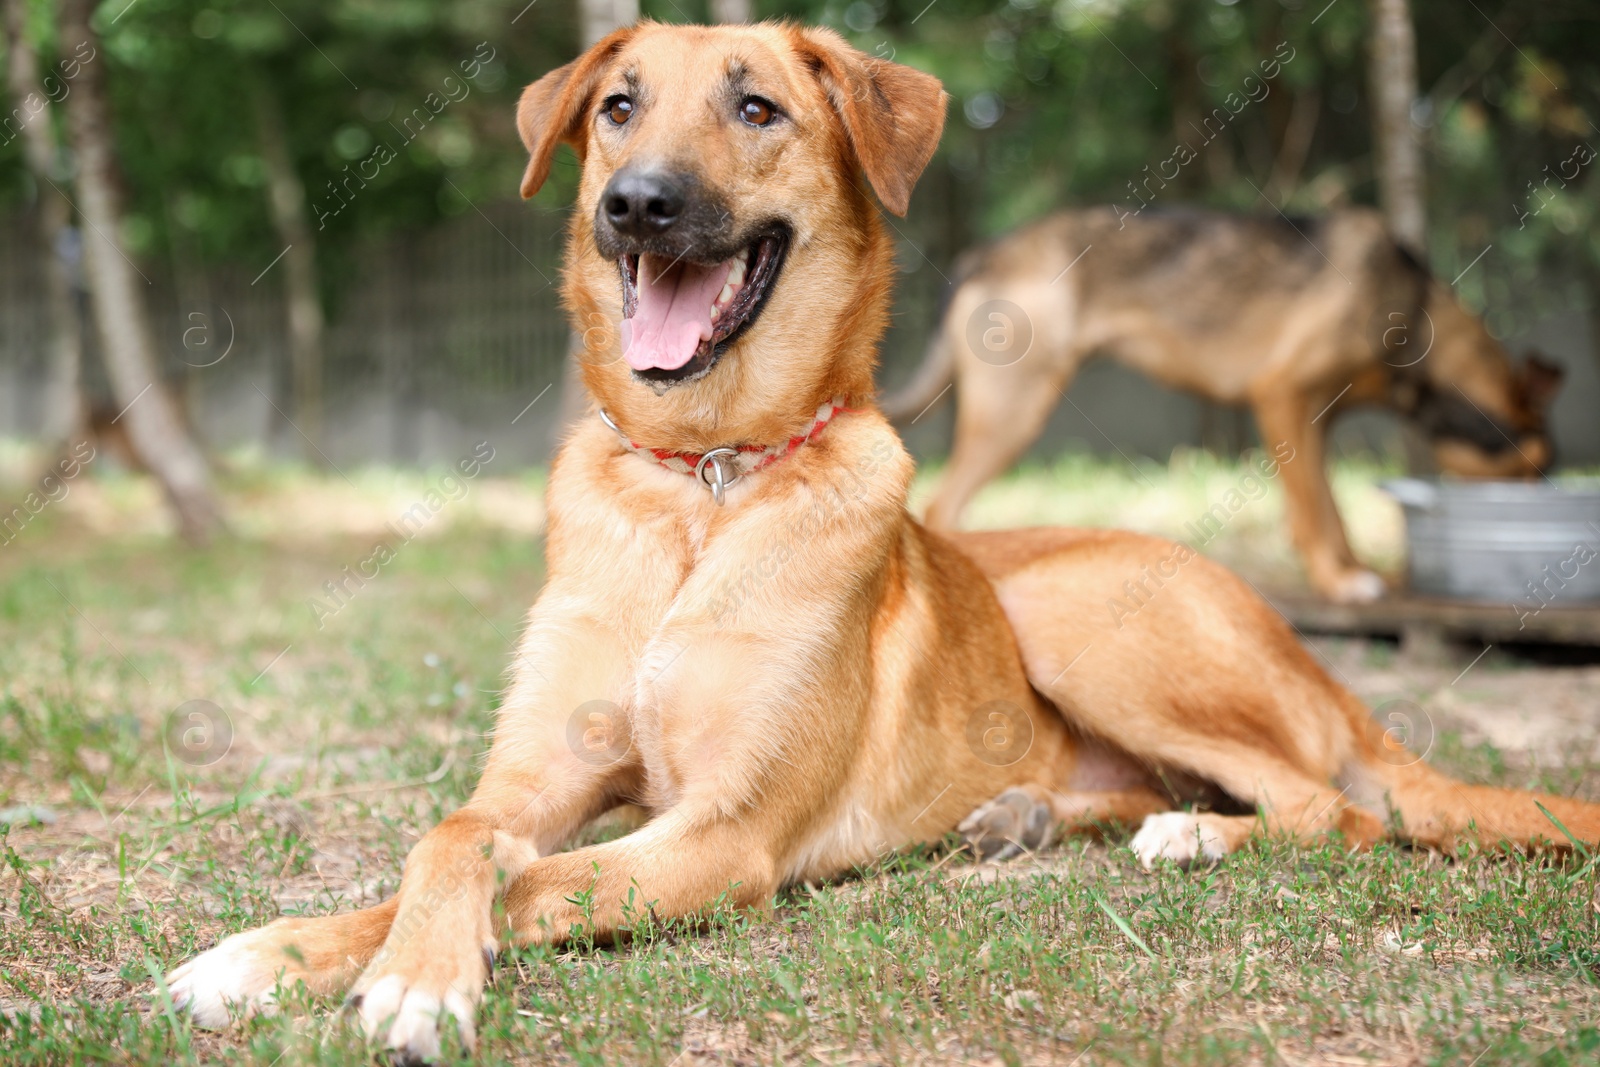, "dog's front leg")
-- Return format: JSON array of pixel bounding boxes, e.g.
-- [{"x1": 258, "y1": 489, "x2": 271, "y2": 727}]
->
[
  {"x1": 170, "y1": 611, "x2": 637, "y2": 1058},
  {"x1": 344, "y1": 797, "x2": 616, "y2": 1059},
  {"x1": 500, "y1": 808, "x2": 779, "y2": 944},
  {"x1": 167, "y1": 769, "x2": 584, "y2": 1047},
  {"x1": 343, "y1": 807, "x2": 535, "y2": 1059},
  {"x1": 346, "y1": 804, "x2": 779, "y2": 1060},
  {"x1": 345, "y1": 615, "x2": 641, "y2": 1059},
  {"x1": 1250, "y1": 384, "x2": 1384, "y2": 603}
]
